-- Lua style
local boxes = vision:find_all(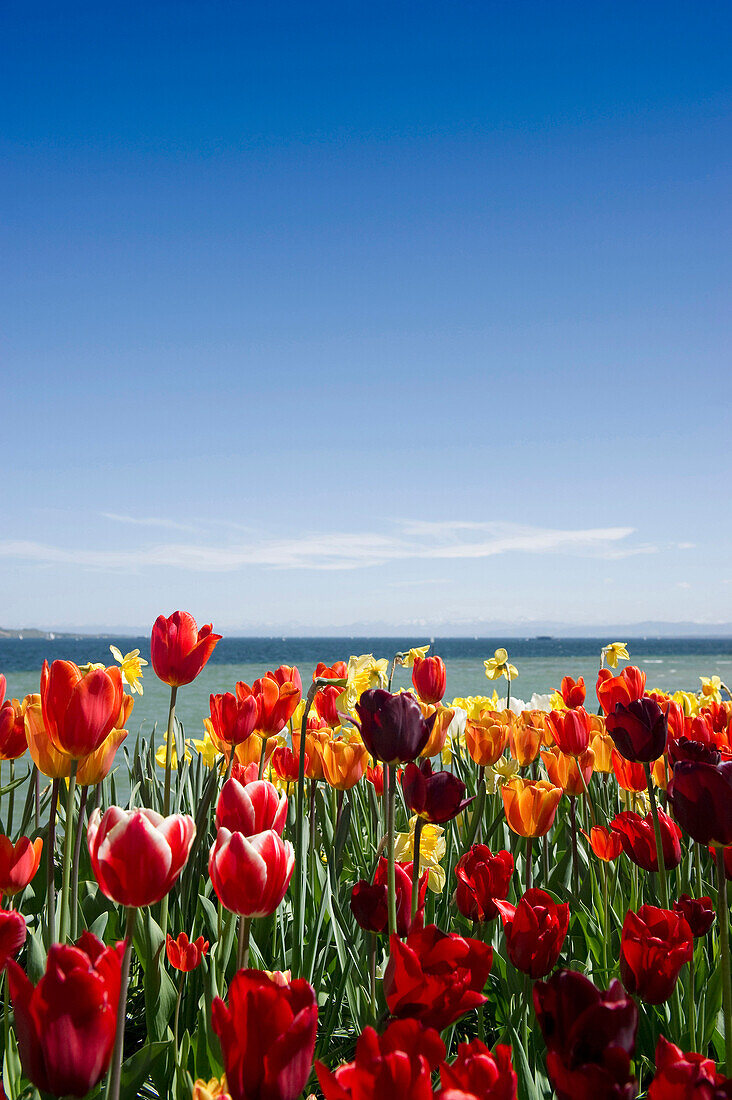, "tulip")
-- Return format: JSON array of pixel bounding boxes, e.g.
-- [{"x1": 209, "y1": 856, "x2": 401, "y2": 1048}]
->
[
  {"x1": 412, "y1": 655, "x2": 447, "y2": 705},
  {"x1": 350, "y1": 857, "x2": 427, "y2": 937},
  {"x1": 193, "y1": 1078, "x2": 232, "y2": 1100},
  {"x1": 292, "y1": 727, "x2": 329, "y2": 780},
  {"x1": 24, "y1": 695, "x2": 72, "y2": 779},
  {"x1": 209, "y1": 828, "x2": 294, "y2": 917},
  {"x1": 648, "y1": 1036, "x2": 717, "y2": 1100},
  {"x1": 418, "y1": 703, "x2": 455, "y2": 759},
  {"x1": 321, "y1": 737, "x2": 369, "y2": 790},
  {"x1": 87, "y1": 806, "x2": 195, "y2": 908},
  {"x1": 494, "y1": 888, "x2": 569, "y2": 978},
  {"x1": 7, "y1": 931, "x2": 124, "y2": 1098},
  {"x1": 166, "y1": 931, "x2": 209, "y2": 972},
  {"x1": 216, "y1": 777, "x2": 287, "y2": 837},
  {"x1": 545, "y1": 708, "x2": 592, "y2": 757},
  {"x1": 589, "y1": 728, "x2": 615, "y2": 773},
  {"x1": 582, "y1": 825, "x2": 623, "y2": 862},
  {"x1": 501, "y1": 778, "x2": 562, "y2": 838},
  {"x1": 611, "y1": 810, "x2": 683, "y2": 873},
  {"x1": 40, "y1": 659, "x2": 123, "y2": 758},
  {"x1": 384, "y1": 923, "x2": 493, "y2": 1031},
  {"x1": 669, "y1": 760, "x2": 732, "y2": 847},
  {"x1": 314, "y1": 660, "x2": 348, "y2": 680},
  {"x1": 150, "y1": 611, "x2": 221, "y2": 687},
  {"x1": 355, "y1": 689, "x2": 435, "y2": 764},
  {"x1": 541, "y1": 745, "x2": 594, "y2": 797},
  {"x1": 0, "y1": 834, "x2": 43, "y2": 898},
  {"x1": 317, "y1": 1019, "x2": 445, "y2": 1100},
  {"x1": 0, "y1": 698, "x2": 27, "y2": 760},
  {"x1": 597, "y1": 665, "x2": 647, "y2": 714},
  {"x1": 209, "y1": 691, "x2": 259, "y2": 748},
  {"x1": 366, "y1": 763, "x2": 384, "y2": 795},
  {"x1": 508, "y1": 712, "x2": 543, "y2": 766},
  {"x1": 439, "y1": 1039, "x2": 518, "y2": 1100},
  {"x1": 560, "y1": 676, "x2": 586, "y2": 709},
  {"x1": 673, "y1": 894, "x2": 715, "y2": 938},
  {"x1": 0, "y1": 674, "x2": 4, "y2": 708},
  {"x1": 606, "y1": 698, "x2": 668, "y2": 764},
  {"x1": 465, "y1": 713, "x2": 509, "y2": 767},
  {"x1": 237, "y1": 669, "x2": 302, "y2": 739},
  {"x1": 668, "y1": 737, "x2": 721, "y2": 768},
  {"x1": 533, "y1": 969, "x2": 638, "y2": 1100},
  {"x1": 270, "y1": 745, "x2": 303, "y2": 784},
  {"x1": 402, "y1": 759, "x2": 473, "y2": 823},
  {"x1": 212, "y1": 969, "x2": 318, "y2": 1100},
  {"x1": 76, "y1": 725, "x2": 129, "y2": 787},
  {"x1": 619, "y1": 905, "x2": 693, "y2": 1004},
  {"x1": 612, "y1": 749, "x2": 648, "y2": 792},
  {"x1": 455, "y1": 844, "x2": 514, "y2": 922},
  {"x1": 313, "y1": 685, "x2": 342, "y2": 727},
  {"x1": 0, "y1": 907, "x2": 26, "y2": 968}
]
